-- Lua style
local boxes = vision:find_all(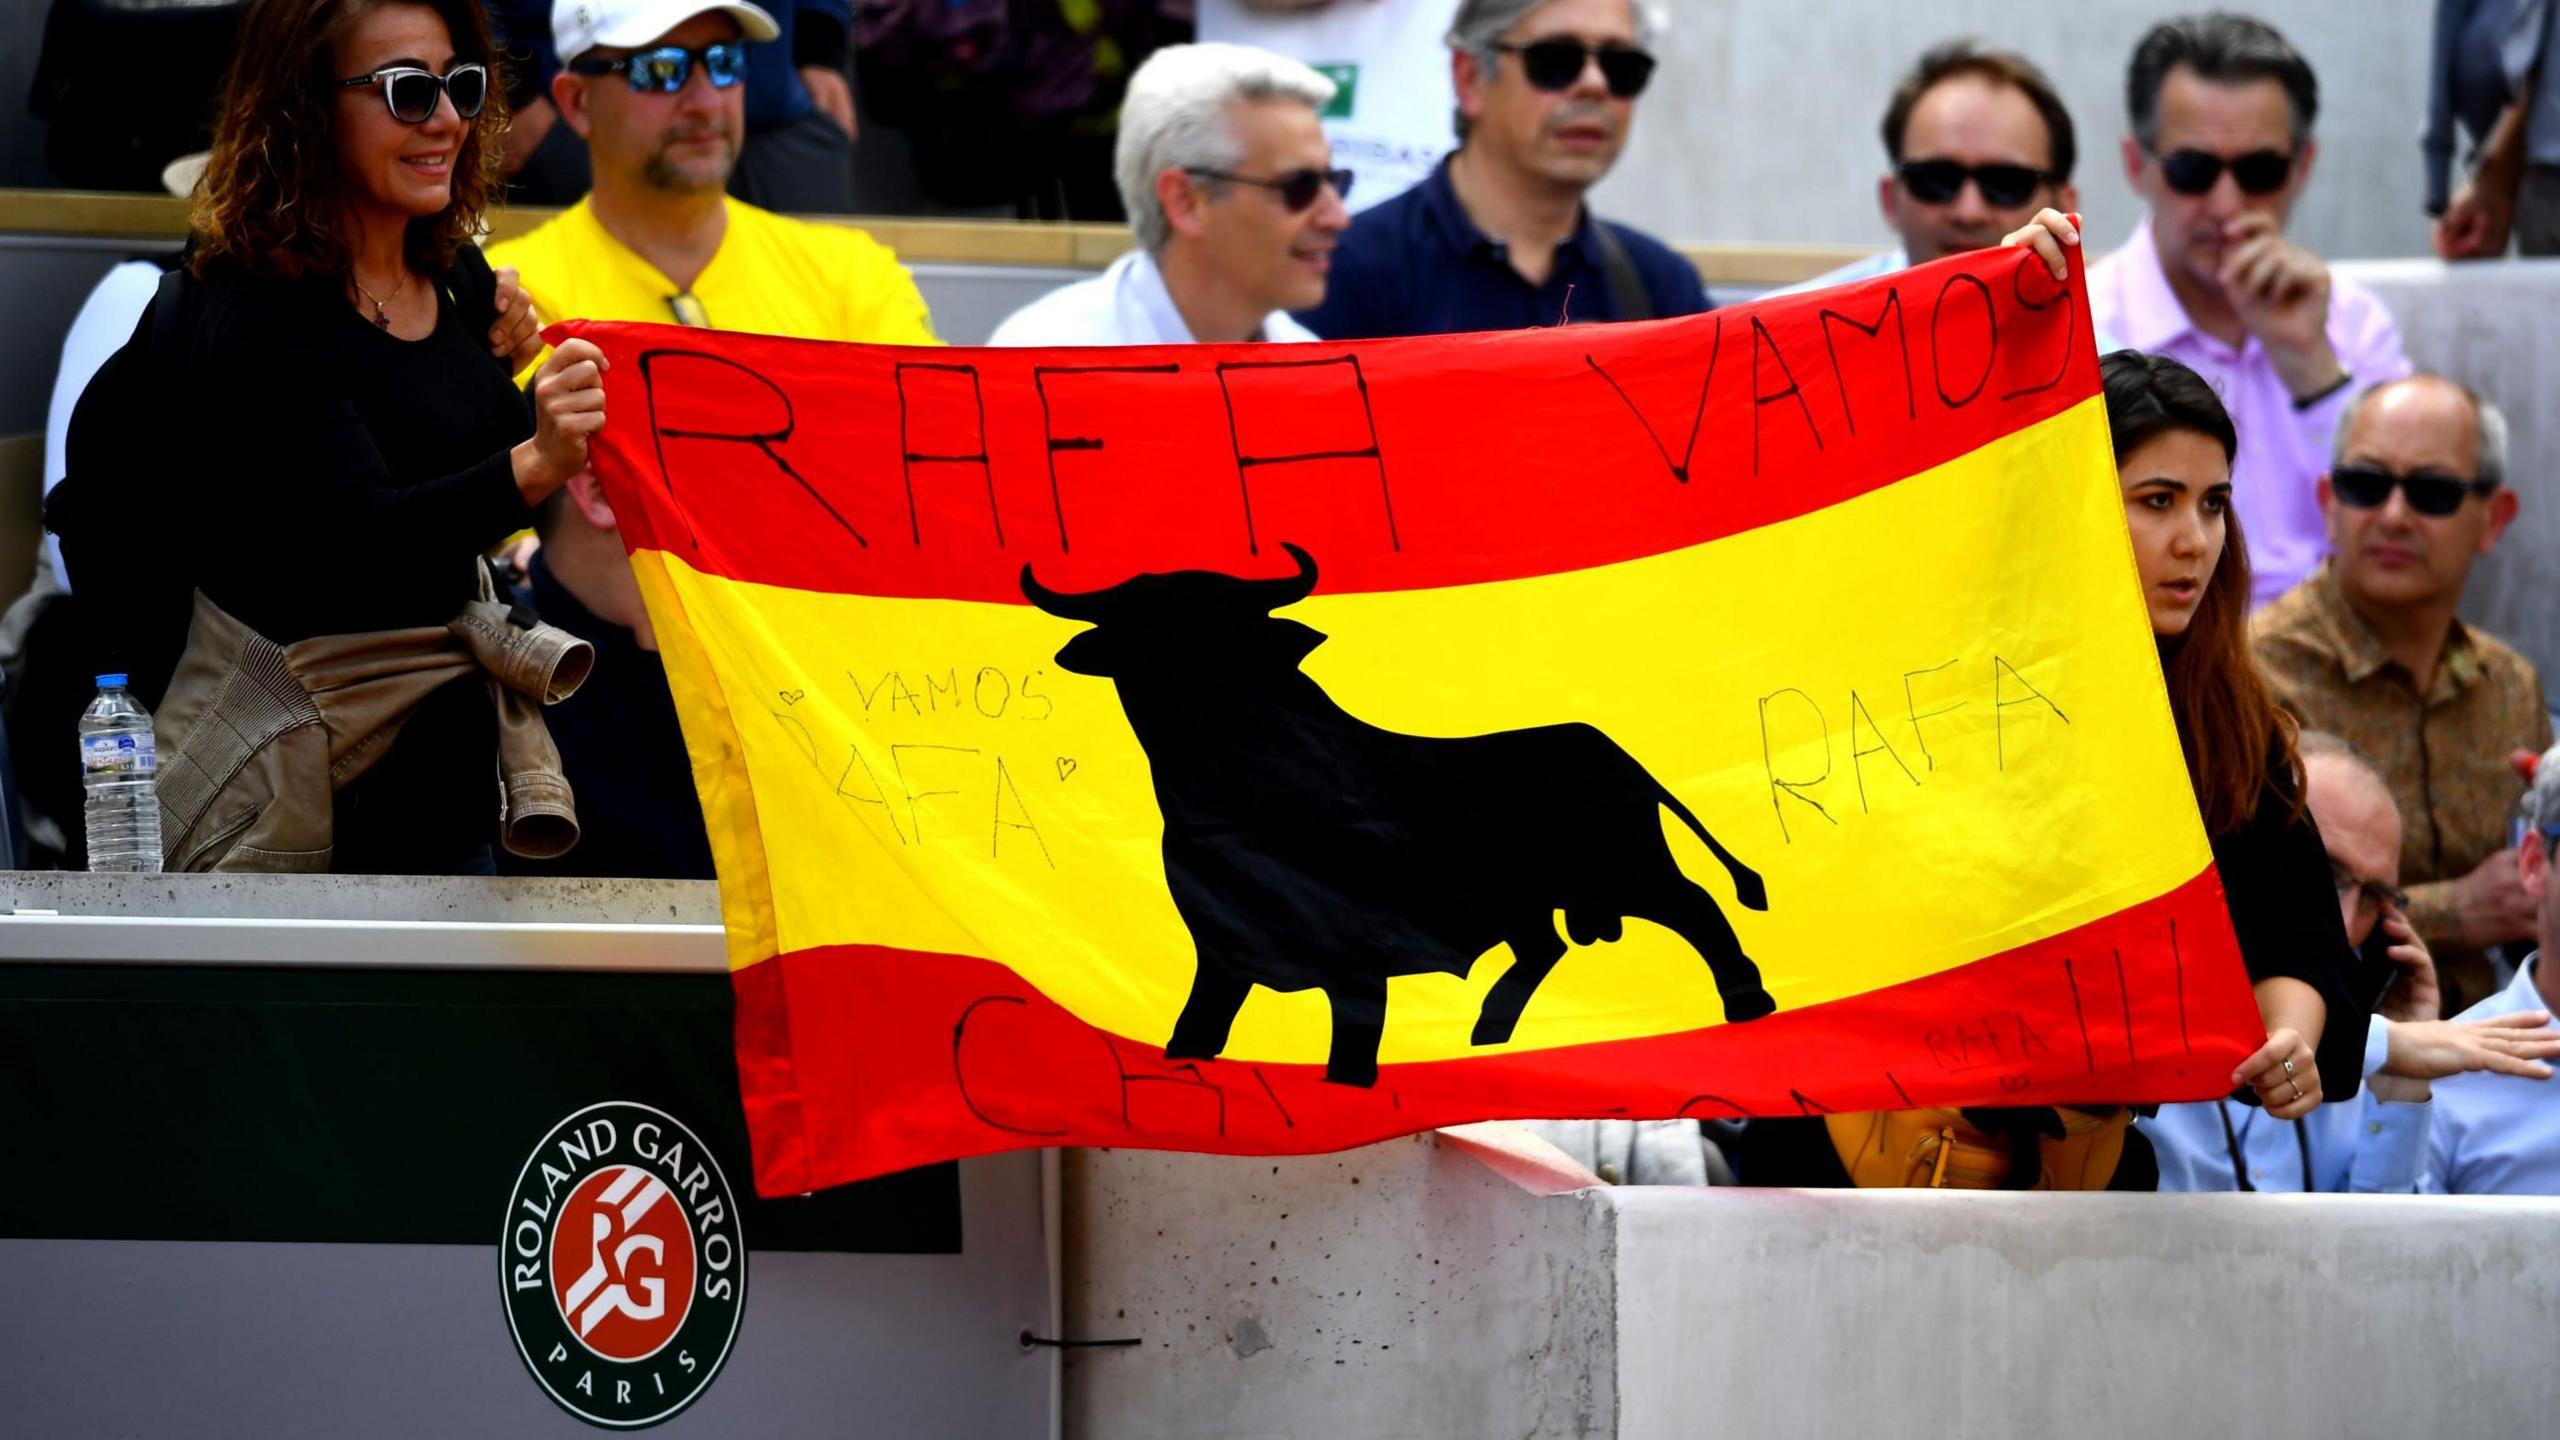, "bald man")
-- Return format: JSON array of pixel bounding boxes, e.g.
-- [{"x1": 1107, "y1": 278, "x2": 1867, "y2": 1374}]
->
[
  {"x1": 2255, "y1": 374, "x2": 2554, "y2": 1014},
  {"x1": 2140, "y1": 734, "x2": 2560, "y2": 1190}
]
